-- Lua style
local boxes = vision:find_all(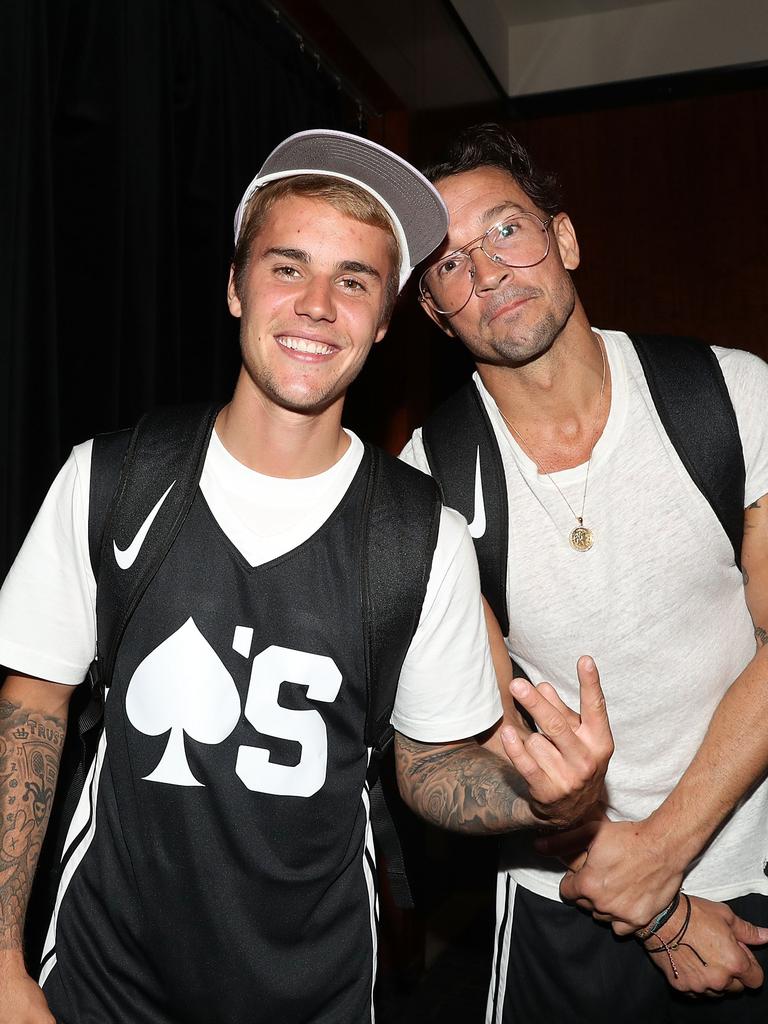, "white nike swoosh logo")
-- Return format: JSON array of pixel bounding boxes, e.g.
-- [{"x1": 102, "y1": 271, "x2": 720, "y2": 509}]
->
[
  {"x1": 467, "y1": 447, "x2": 486, "y2": 539},
  {"x1": 113, "y1": 481, "x2": 176, "y2": 570}
]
